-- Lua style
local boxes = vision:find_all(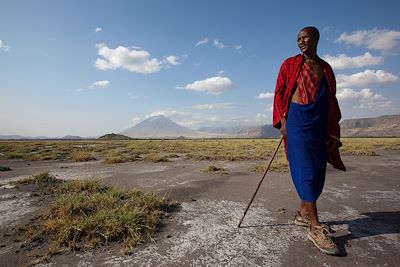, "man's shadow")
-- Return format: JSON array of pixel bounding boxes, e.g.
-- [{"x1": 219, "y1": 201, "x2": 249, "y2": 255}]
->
[{"x1": 327, "y1": 211, "x2": 400, "y2": 256}]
